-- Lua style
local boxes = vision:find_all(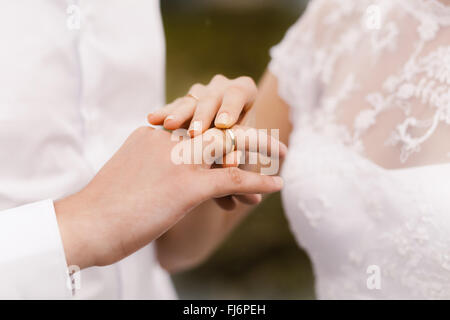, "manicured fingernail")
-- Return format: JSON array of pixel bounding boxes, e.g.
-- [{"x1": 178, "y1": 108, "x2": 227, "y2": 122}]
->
[
  {"x1": 147, "y1": 112, "x2": 164, "y2": 124},
  {"x1": 273, "y1": 176, "x2": 284, "y2": 188},
  {"x1": 189, "y1": 121, "x2": 202, "y2": 136},
  {"x1": 215, "y1": 113, "x2": 231, "y2": 128},
  {"x1": 164, "y1": 115, "x2": 176, "y2": 123},
  {"x1": 188, "y1": 127, "x2": 200, "y2": 137}
]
